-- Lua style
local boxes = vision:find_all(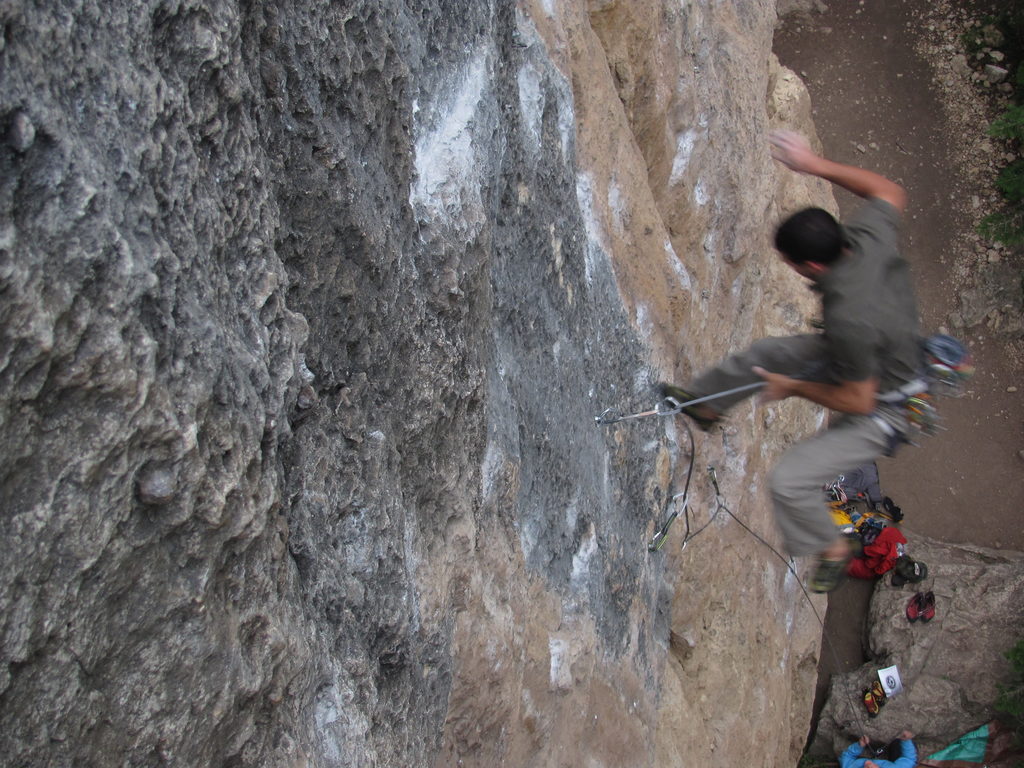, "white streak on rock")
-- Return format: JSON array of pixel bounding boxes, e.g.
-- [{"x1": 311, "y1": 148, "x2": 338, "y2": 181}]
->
[
  {"x1": 571, "y1": 525, "x2": 597, "y2": 587},
  {"x1": 313, "y1": 684, "x2": 343, "y2": 762},
  {"x1": 411, "y1": 51, "x2": 489, "y2": 225},
  {"x1": 694, "y1": 178, "x2": 708, "y2": 206},
  {"x1": 557, "y1": 90, "x2": 575, "y2": 160},
  {"x1": 731, "y1": 273, "x2": 743, "y2": 300},
  {"x1": 635, "y1": 301, "x2": 652, "y2": 344},
  {"x1": 608, "y1": 177, "x2": 624, "y2": 234},
  {"x1": 480, "y1": 436, "x2": 503, "y2": 501},
  {"x1": 666, "y1": 239, "x2": 693, "y2": 292},
  {"x1": 548, "y1": 635, "x2": 572, "y2": 690},
  {"x1": 517, "y1": 62, "x2": 543, "y2": 154},
  {"x1": 703, "y1": 230, "x2": 716, "y2": 261},
  {"x1": 574, "y1": 172, "x2": 605, "y2": 285},
  {"x1": 670, "y1": 129, "x2": 698, "y2": 185}
]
